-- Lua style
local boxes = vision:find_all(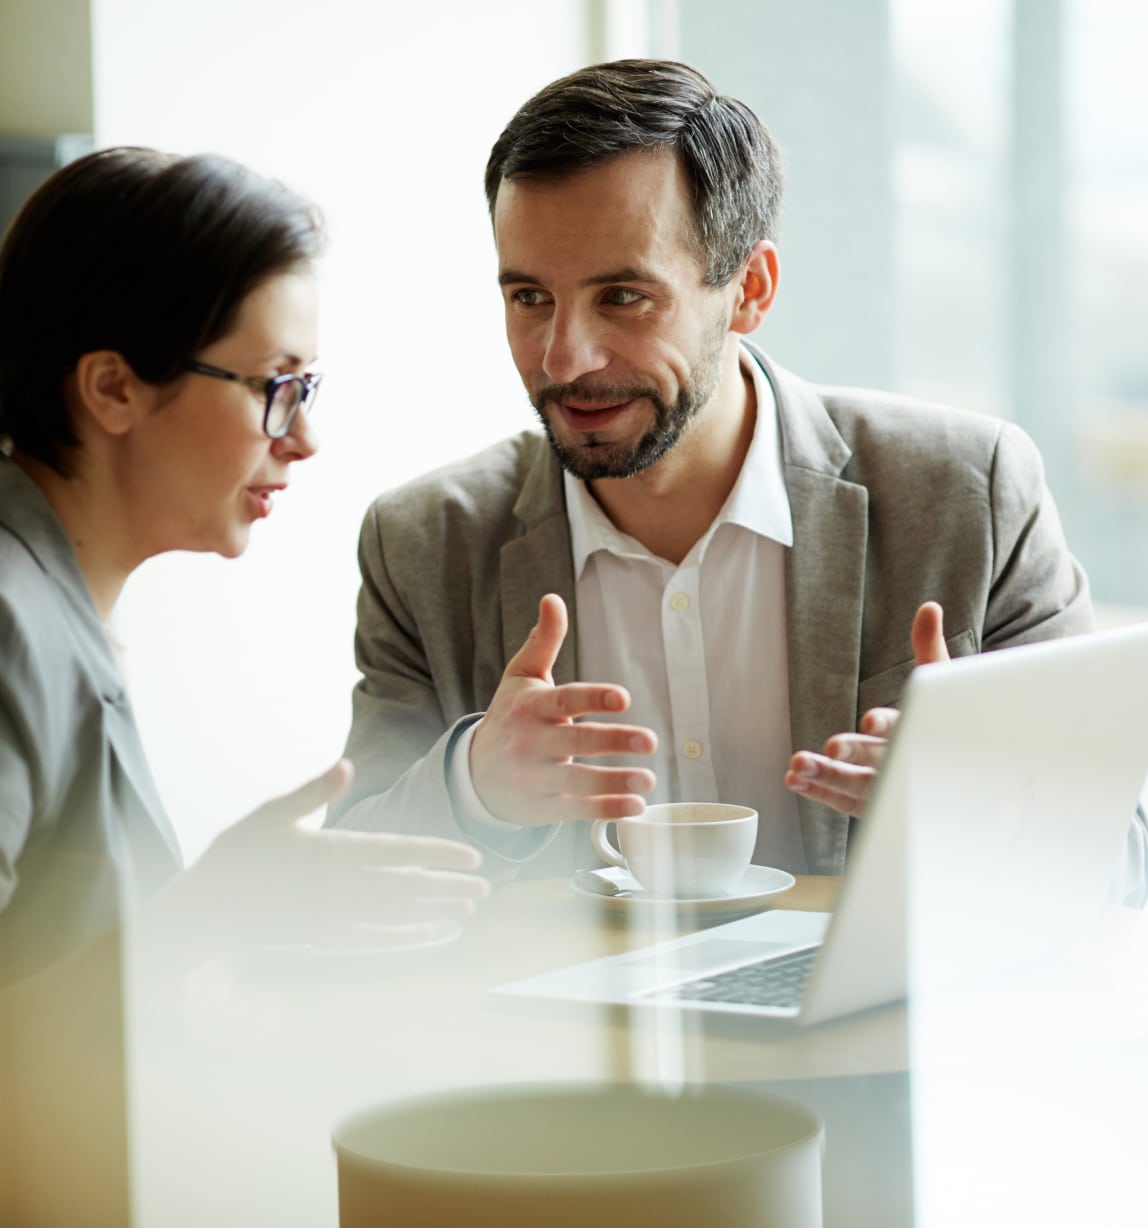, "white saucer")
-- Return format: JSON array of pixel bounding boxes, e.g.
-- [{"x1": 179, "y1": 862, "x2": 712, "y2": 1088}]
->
[{"x1": 571, "y1": 865, "x2": 796, "y2": 919}]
